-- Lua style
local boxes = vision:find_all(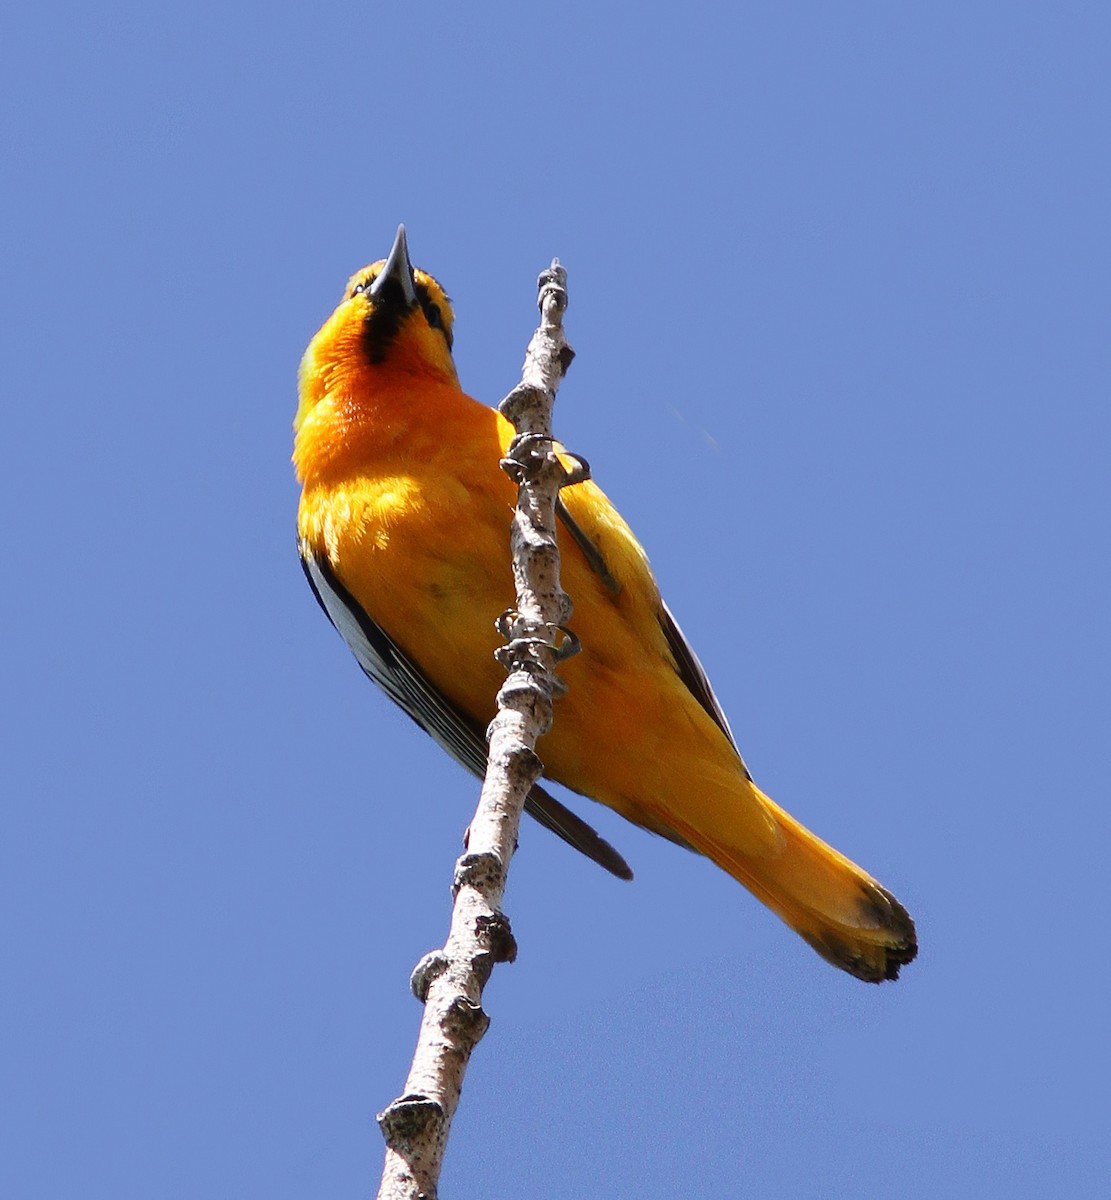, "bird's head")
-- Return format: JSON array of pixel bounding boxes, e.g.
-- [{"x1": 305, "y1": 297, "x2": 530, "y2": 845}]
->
[{"x1": 295, "y1": 225, "x2": 457, "y2": 433}]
